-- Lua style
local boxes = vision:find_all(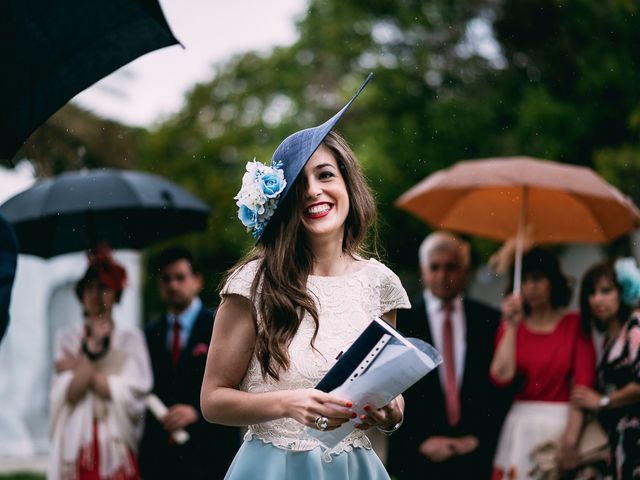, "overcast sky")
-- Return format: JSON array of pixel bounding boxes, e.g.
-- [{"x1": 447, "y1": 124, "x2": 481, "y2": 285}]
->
[{"x1": 72, "y1": 0, "x2": 307, "y2": 127}]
